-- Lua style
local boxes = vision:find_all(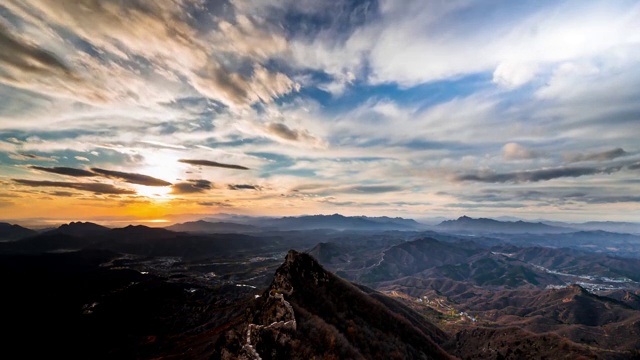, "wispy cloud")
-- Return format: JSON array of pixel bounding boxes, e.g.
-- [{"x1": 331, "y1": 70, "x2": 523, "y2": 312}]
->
[
  {"x1": 90, "y1": 168, "x2": 172, "y2": 186},
  {"x1": 178, "y1": 159, "x2": 250, "y2": 170},
  {"x1": 9, "y1": 153, "x2": 57, "y2": 162},
  {"x1": 228, "y1": 184, "x2": 261, "y2": 190},
  {"x1": 171, "y1": 179, "x2": 214, "y2": 194},
  {"x1": 455, "y1": 165, "x2": 622, "y2": 183},
  {"x1": 264, "y1": 122, "x2": 324, "y2": 146},
  {"x1": 197, "y1": 201, "x2": 232, "y2": 207},
  {"x1": 0, "y1": 23, "x2": 73, "y2": 81},
  {"x1": 12, "y1": 179, "x2": 135, "y2": 195},
  {"x1": 565, "y1": 148, "x2": 629, "y2": 163},
  {"x1": 30, "y1": 166, "x2": 96, "y2": 177}
]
